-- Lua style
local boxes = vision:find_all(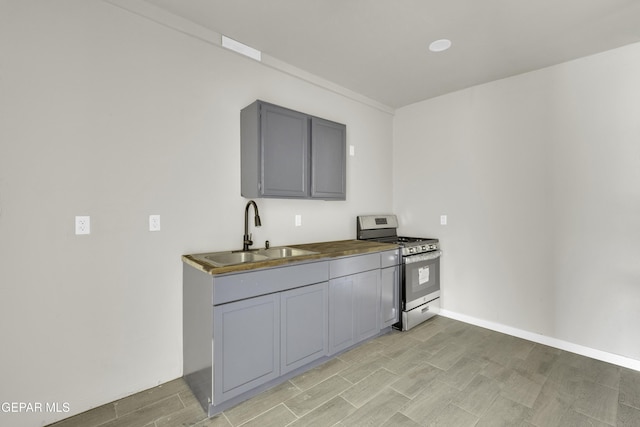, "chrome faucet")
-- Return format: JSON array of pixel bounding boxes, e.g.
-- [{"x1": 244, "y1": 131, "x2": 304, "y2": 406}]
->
[{"x1": 243, "y1": 200, "x2": 262, "y2": 251}]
